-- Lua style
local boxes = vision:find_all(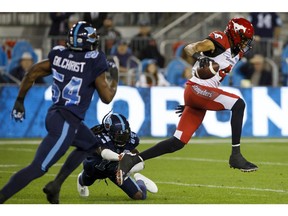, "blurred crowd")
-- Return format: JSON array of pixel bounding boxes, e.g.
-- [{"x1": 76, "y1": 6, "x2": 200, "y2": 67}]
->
[{"x1": 1, "y1": 12, "x2": 288, "y2": 87}]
